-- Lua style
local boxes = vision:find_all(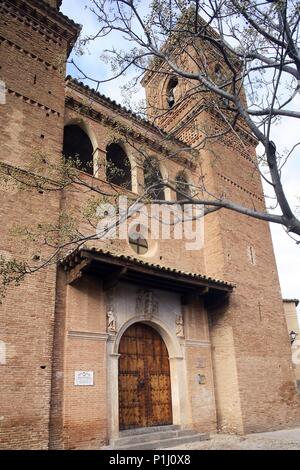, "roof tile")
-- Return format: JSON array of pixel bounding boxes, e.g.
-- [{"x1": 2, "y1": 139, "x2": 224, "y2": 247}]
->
[{"x1": 61, "y1": 246, "x2": 235, "y2": 289}]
